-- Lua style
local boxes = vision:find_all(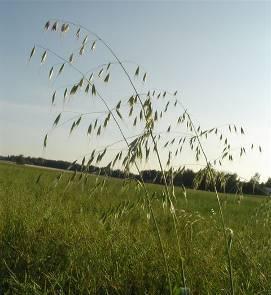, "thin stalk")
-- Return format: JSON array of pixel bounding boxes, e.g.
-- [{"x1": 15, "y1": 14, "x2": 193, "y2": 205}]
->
[
  {"x1": 36, "y1": 43, "x2": 172, "y2": 293},
  {"x1": 65, "y1": 22, "x2": 186, "y2": 289},
  {"x1": 98, "y1": 36, "x2": 187, "y2": 290},
  {"x1": 186, "y1": 112, "x2": 234, "y2": 295}
]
